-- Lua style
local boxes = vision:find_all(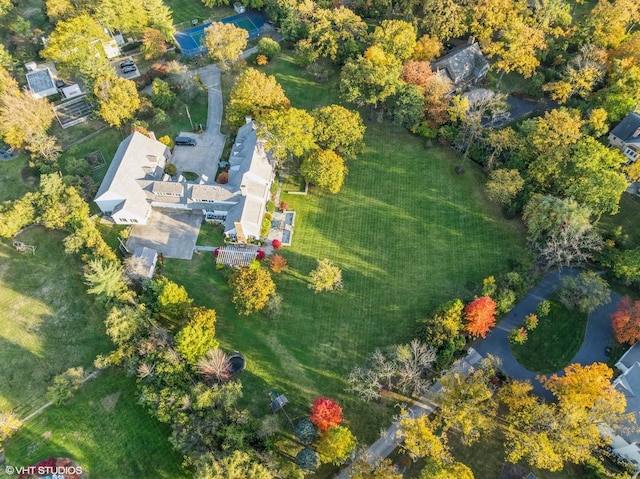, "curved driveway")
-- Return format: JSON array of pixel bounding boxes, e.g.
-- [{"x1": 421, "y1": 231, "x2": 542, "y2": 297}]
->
[{"x1": 474, "y1": 268, "x2": 620, "y2": 399}]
